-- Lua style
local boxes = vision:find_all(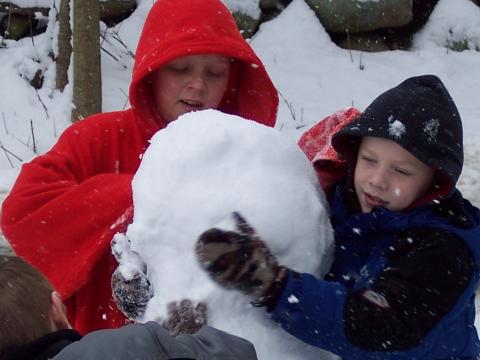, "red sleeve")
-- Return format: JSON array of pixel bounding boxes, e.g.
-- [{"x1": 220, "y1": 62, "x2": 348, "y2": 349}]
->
[
  {"x1": 298, "y1": 108, "x2": 361, "y2": 195},
  {"x1": 0, "y1": 120, "x2": 134, "y2": 300}
]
